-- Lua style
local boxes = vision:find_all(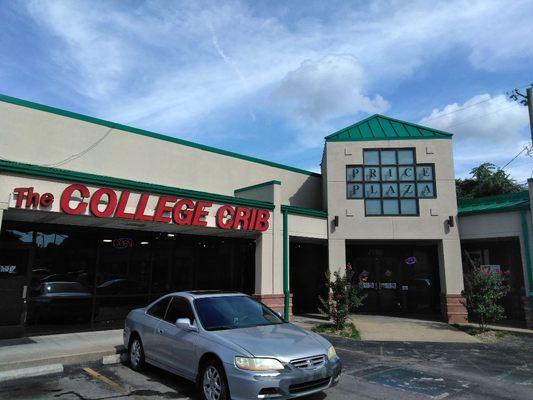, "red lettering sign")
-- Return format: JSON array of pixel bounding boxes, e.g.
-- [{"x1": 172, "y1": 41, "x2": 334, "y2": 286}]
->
[{"x1": 13, "y1": 185, "x2": 271, "y2": 232}]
